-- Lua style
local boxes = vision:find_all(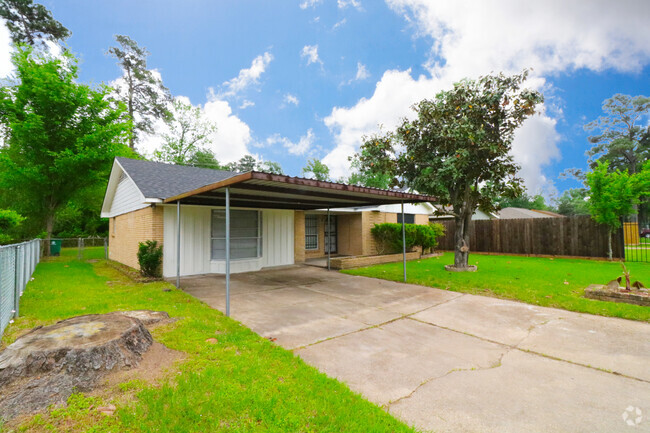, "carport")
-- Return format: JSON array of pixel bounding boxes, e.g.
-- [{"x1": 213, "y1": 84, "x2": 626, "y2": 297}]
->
[{"x1": 163, "y1": 171, "x2": 435, "y2": 316}]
